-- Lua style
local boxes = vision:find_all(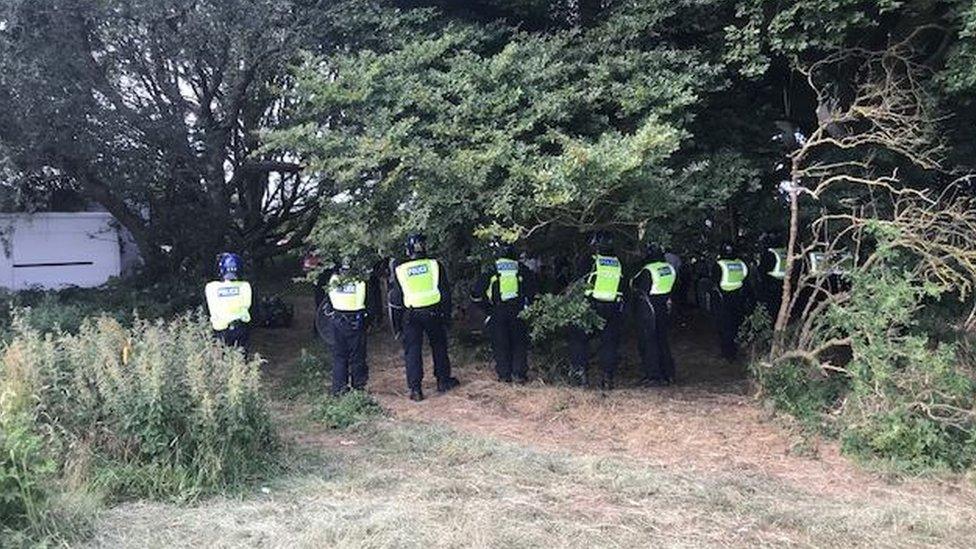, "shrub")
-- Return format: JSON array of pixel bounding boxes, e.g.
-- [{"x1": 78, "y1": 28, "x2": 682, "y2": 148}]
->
[
  {"x1": 311, "y1": 390, "x2": 385, "y2": 429},
  {"x1": 0, "y1": 415, "x2": 55, "y2": 534},
  {"x1": 738, "y1": 304, "x2": 773, "y2": 354},
  {"x1": 0, "y1": 311, "x2": 277, "y2": 537},
  {"x1": 283, "y1": 348, "x2": 331, "y2": 399},
  {"x1": 0, "y1": 277, "x2": 202, "y2": 338},
  {"x1": 519, "y1": 283, "x2": 604, "y2": 383},
  {"x1": 520, "y1": 282, "x2": 604, "y2": 343},
  {"x1": 832, "y1": 265, "x2": 976, "y2": 471},
  {"x1": 758, "y1": 254, "x2": 976, "y2": 472},
  {"x1": 752, "y1": 359, "x2": 847, "y2": 429}
]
